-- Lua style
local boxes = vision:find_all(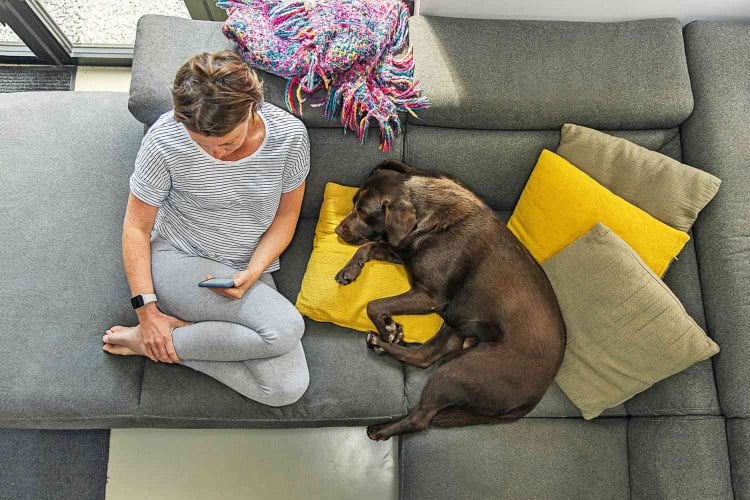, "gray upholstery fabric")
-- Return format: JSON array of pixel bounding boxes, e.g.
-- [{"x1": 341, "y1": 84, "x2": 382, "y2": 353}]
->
[
  {"x1": 136, "y1": 318, "x2": 406, "y2": 427},
  {"x1": 626, "y1": 236, "x2": 720, "y2": 416},
  {"x1": 0, "y1": 92, "x2": 144, "y2": 428},
  {"x1": 727, "y1": 418, "x2": 750, "y2": 496},
  {"x1": 681, "y1": 21, "x2": 750, "y2": 418},
  {"x1": 299, "y1": 128, "x2": 402, "y2": 219},
  {"x1": 130, "y1": 14, "x2": 340, "y2": 128},
  {"x1": 273, "y1": 219, "x2": 317, "y2": 304},
  {"x1": 409, "y1": 16, "x2": 693, "y2": 130},
  {"x1": 406, "y1": 364, "x2": 626, "y2": 417},
  {"x1": 405, "y1": 126, "x2": 681, "y2": 210},
  {"x1": 628, "y1": 417, "x2": 733, "y2": 499},
  {"x1": 399, "y1": 419, "x2": 629, "y2": 500},
  {"x1": 0, "y1": 429, "x2": 109, "y2": 500}
]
